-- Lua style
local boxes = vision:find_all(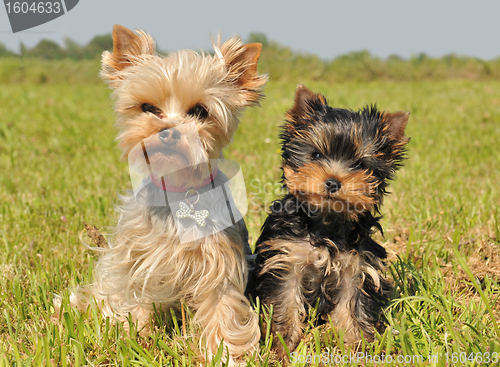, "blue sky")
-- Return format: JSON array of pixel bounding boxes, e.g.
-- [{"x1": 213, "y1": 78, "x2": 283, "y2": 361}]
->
[{"x1": 1, "y1": 0, "x2": 499, "y2": 60}]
